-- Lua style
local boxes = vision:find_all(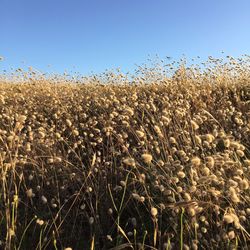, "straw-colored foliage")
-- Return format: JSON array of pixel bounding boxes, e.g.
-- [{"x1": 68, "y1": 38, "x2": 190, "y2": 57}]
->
[{"x1": 0, "y1": 56, "x2": 250, "y2": 249}]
